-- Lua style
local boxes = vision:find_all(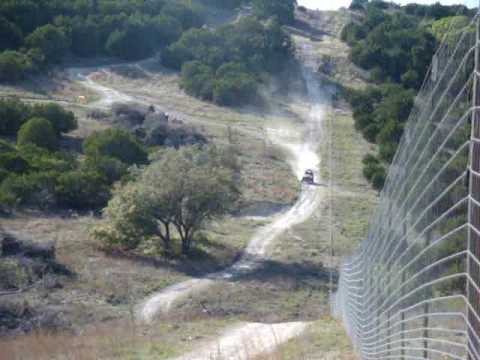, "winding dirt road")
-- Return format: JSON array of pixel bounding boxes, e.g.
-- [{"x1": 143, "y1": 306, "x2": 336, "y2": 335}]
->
[
  {"x1": 70, "y1": 53, "x2": 327, "y2": 358},
  {"x1": 173, "y1": 322, "x2": 309, "y2": 360}
]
